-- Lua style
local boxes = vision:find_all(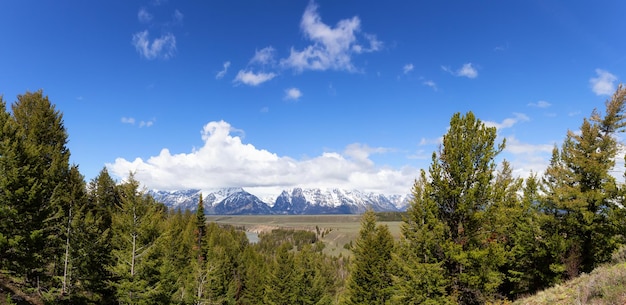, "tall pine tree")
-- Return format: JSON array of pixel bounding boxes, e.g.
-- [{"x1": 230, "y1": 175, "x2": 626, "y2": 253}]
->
[
  {"x1": 541, "y1": 84, "x2": 626, "y2": 278},
  {"x1": 109, "y1": 173, "x2": 165, "y2": 304},
  {"x1": 0, "y1": 90, "x2": 71, "y2": 288},
  {"x1": 398, "y1": 112, "x2": 507, "y2": 304}
]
